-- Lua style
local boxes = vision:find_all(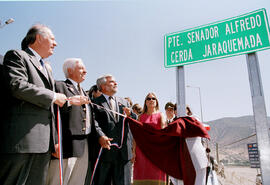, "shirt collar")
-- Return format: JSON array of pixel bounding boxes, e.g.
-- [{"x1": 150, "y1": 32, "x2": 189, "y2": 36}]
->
[
  {"x1": 28, "y1": 47, "x2": 42, "y2": 61},
  {"x1": 103, "y1": 93, "x2": 113, "y2": 103},
  {"x1": 167, "y1": 115, "x2": 175, "y2": 123}
]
